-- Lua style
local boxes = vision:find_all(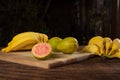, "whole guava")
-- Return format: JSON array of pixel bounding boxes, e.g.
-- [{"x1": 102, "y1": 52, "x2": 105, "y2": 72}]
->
[
  {"x1": 48, "y1": 37, "x2": 62, "y2": 52},
  {"x1": 56, "y1": 37, "x2": 79, "y2": 54}
]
